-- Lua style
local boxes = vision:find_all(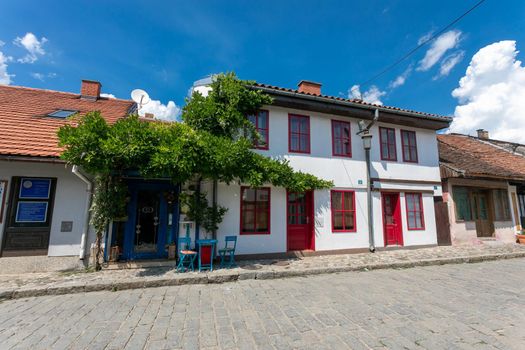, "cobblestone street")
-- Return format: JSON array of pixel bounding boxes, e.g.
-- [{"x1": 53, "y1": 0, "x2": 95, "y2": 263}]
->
[{"x1": 1, "y1": 258, "x2": 524, "y2": 349}]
